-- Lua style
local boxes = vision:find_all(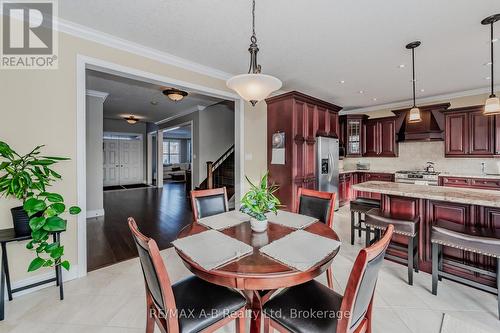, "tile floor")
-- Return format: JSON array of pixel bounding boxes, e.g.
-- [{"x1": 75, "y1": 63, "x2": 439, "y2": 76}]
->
[{"x1": 1, "y1": 207, "x2": 499, "y2": 333}]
